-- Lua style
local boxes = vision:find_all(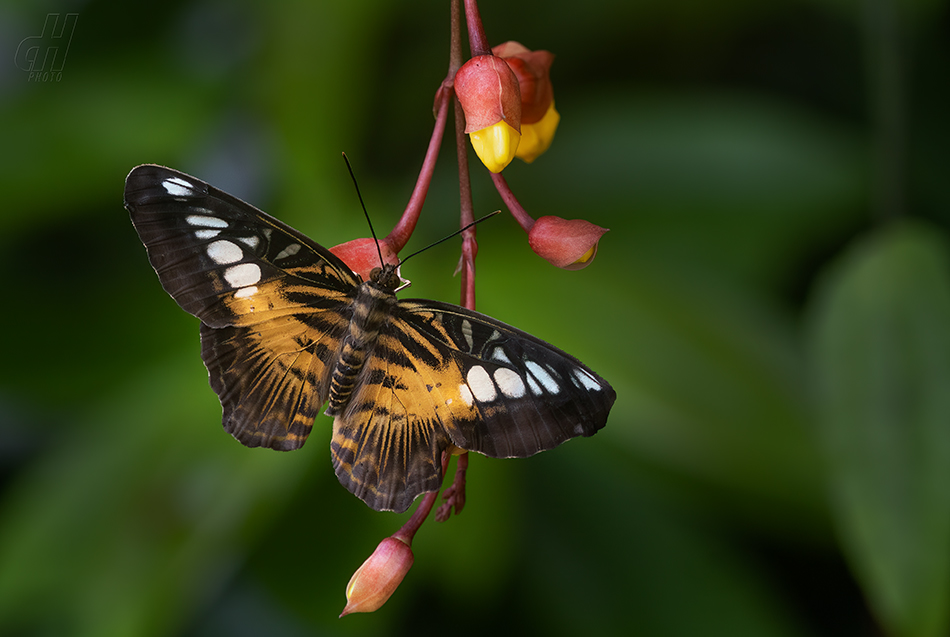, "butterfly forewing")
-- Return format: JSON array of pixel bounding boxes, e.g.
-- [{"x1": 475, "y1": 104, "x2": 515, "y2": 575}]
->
[
  {"x1": 125, "y1": 164, "x2": 358, "y2": 450},
  {"x1": 125, "y1": 164, "x2": 360, "y2": 327},
  {"x1": 125, "y1": 163, "x2": 614, "y2": 513}
]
